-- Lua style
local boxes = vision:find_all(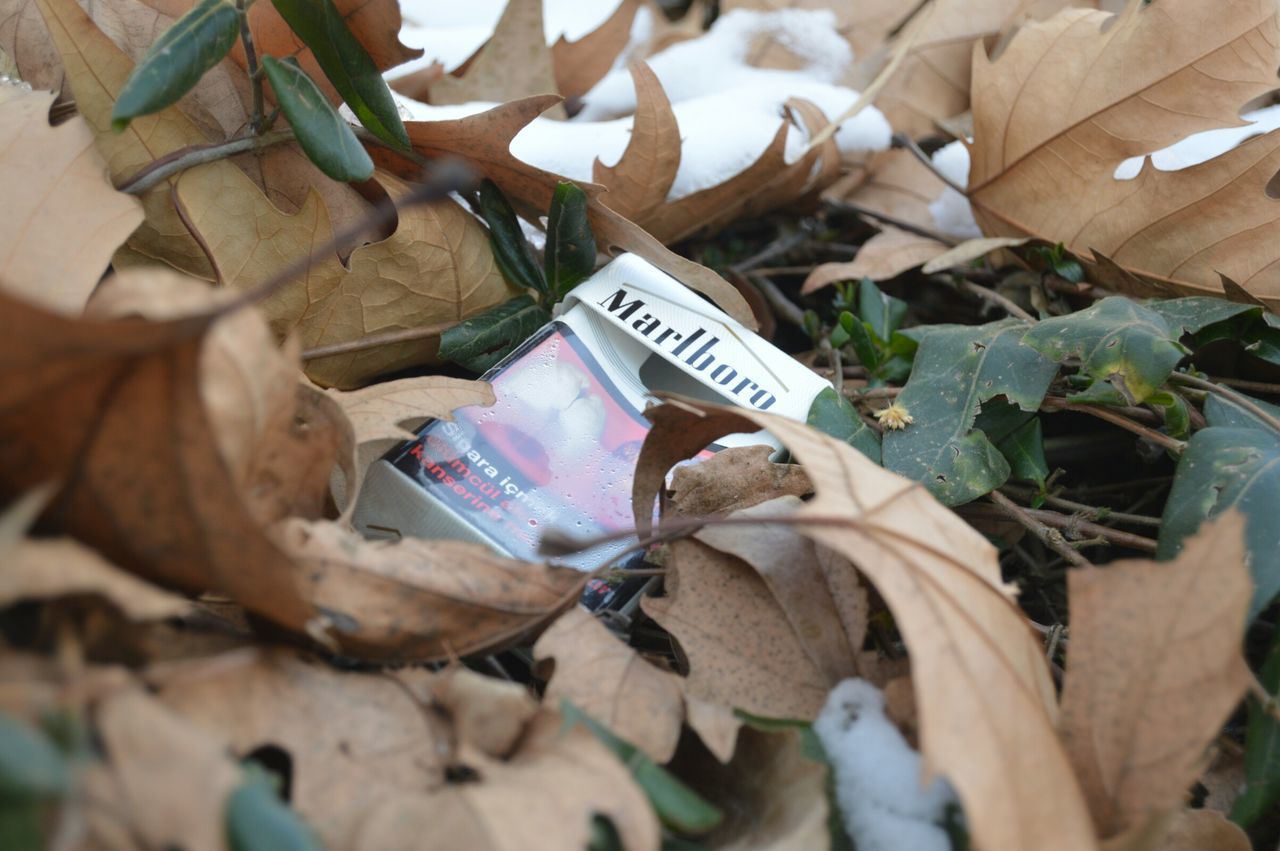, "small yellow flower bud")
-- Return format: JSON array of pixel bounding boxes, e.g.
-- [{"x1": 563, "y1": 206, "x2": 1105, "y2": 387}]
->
[{"x1": 875, "y1": 402, "x2": 914, "y2": 431}]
